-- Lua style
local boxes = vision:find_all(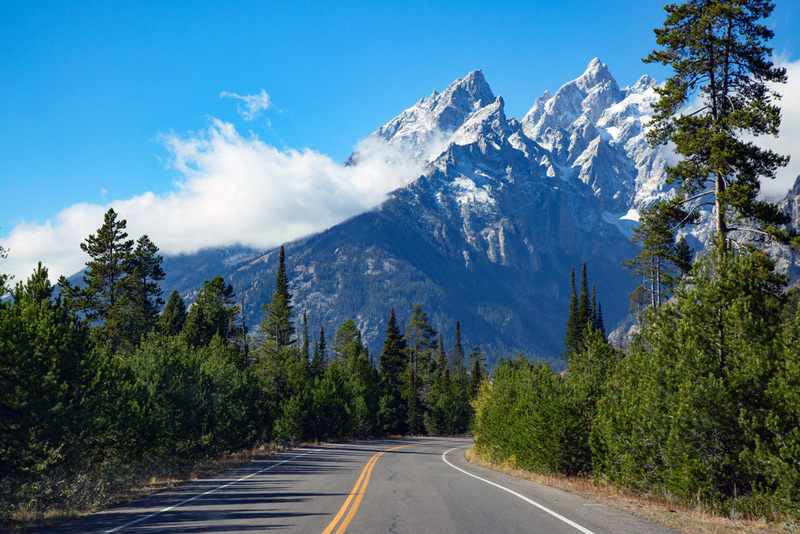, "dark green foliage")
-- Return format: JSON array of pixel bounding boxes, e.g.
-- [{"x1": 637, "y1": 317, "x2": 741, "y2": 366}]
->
[
  {"x1": 59, "y1": 209, "x2": 164, "y2": 351},
  {"x1": 378, "y1": 308, "x2": 407, "y2": 390},
  {"x1": 0, "y1": 264, "x2": 92, "y2": 512},
  {"x1": 576, "y1": 263, "x2": 591, "y2": 331},
  {"x1": 310, "y1": 325, "x2": 327, "y2": 379},
  {"x1": 333, "y1": 318, "x2": 360, "y2": 360},
  {"x1": 59, "y1": 209, "x2": 133, "y2": 351},
  {"x1": 564, "y1": 267, "x2": 580, "y2": 355},
  {"x1": 564, "y1": 264, "x2": 606, "y2": 357},
  {"x1": 261, "y1": 246, "x2": 295, "y2": 350},
  {"x1": 301, "y1": 310, "x2": 310, "y2": 362},
  {"x1": 450, "y1": 320, "x2": 465, "y2": 376},
  {"x1": 123, "y1": 333, "x2": 257, "y2": 457},
  {"x1": 473, "y1": 358, "x2": 573, "y2": 473},
  {"x1": 623, "y1": 204, "x2": 691, "y2": 308},
  {"x1": 593, "y1": 250, "x2": 787, "y2": 505},
  {"x1": 183, "y1": 276, "x2": 238, "y2": 347},
  {"x1": 158, "y1": 289, "x2": 186, "y2": 336},
  {"x1": 467, "y1": 346, "x2": 486, "y2": 401},
  {"x1": 404, "y1": 304, "x2": 437, "y2": 434},
  {"x1": 127, "y1": 235, "x2": 166, "y2": 339},
  {"x1": 644, "y1": 0, "x2": 795, "y2": 250}
]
